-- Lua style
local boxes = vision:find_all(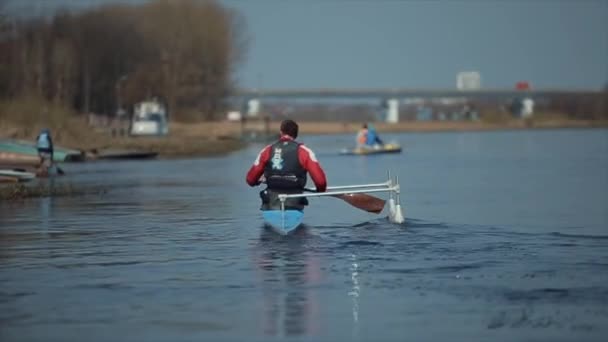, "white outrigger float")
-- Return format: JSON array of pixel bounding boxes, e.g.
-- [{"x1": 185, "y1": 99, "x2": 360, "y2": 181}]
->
[{"x1": 262, "y1": 172, "x2": 405, "y2": 234}]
